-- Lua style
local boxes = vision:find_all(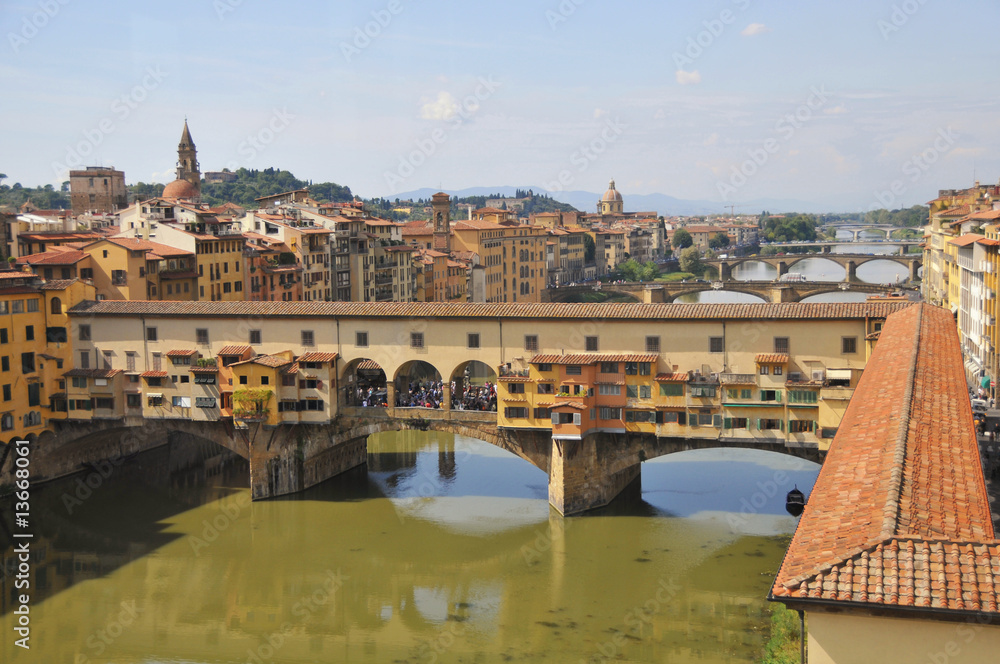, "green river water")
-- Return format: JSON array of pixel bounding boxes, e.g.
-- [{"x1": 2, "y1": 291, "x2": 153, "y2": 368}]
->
[{"x1": 1, "y1": 431, "x2": 819, "y2": 663}]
